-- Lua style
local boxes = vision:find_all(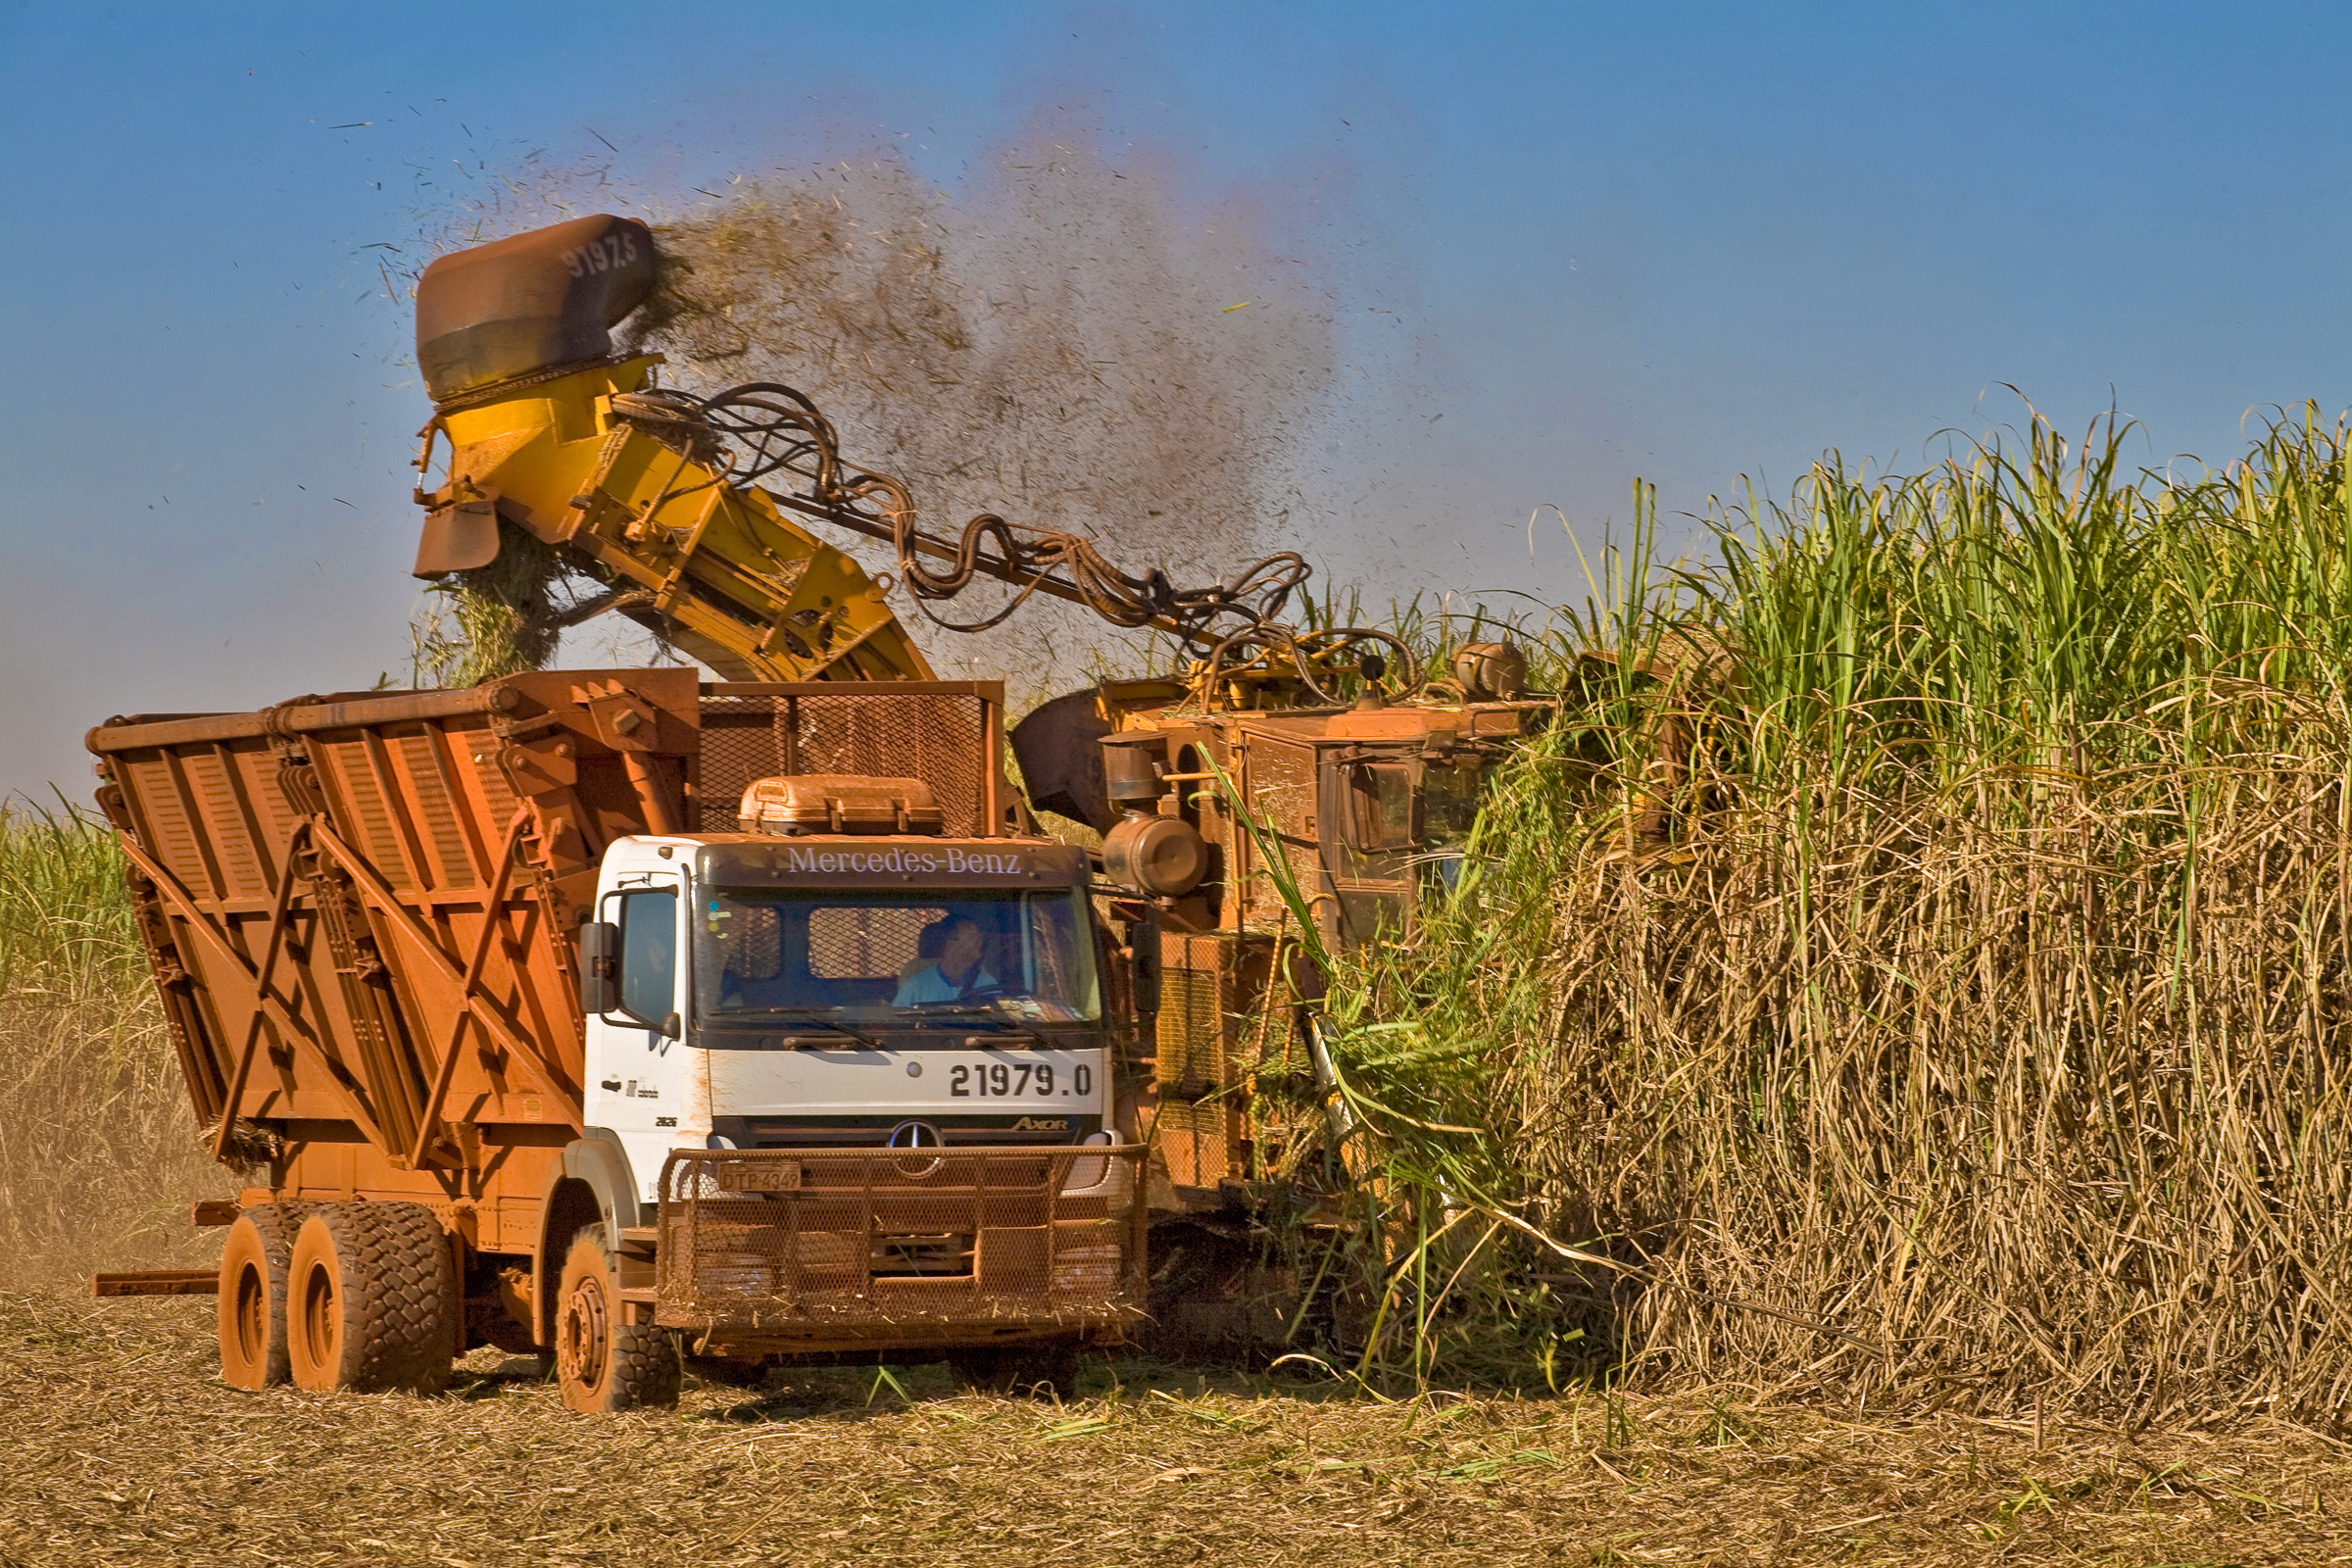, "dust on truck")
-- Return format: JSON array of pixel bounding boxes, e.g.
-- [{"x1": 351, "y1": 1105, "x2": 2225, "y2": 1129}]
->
[{"x1": 88, "y1": 668, "x2": 1144, "y2": 1408}]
